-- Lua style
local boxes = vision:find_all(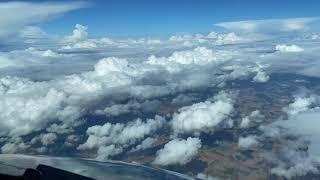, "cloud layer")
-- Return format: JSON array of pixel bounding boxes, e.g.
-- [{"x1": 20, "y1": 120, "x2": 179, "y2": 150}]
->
[{"x1": 1, "y1": 7, "x2": 320, "y2": 179}]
